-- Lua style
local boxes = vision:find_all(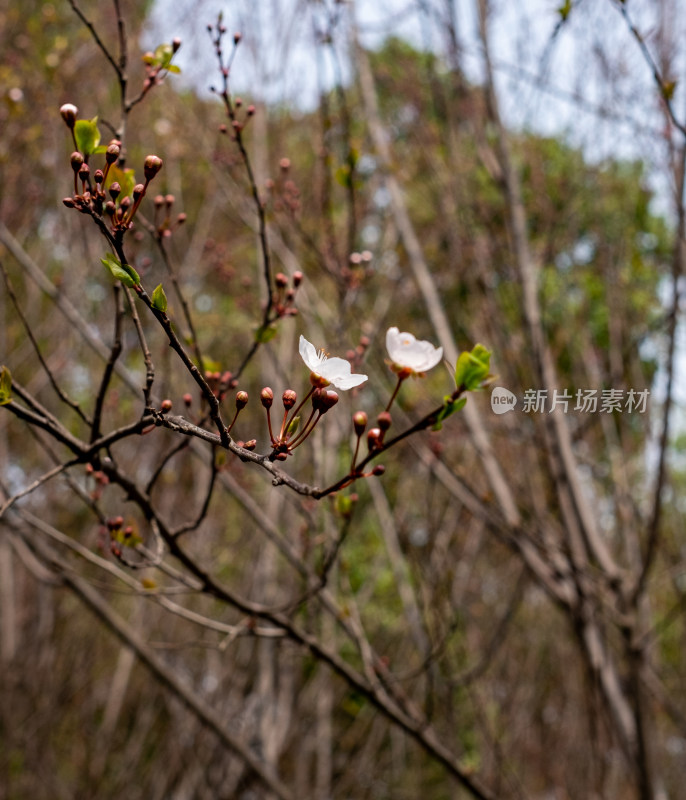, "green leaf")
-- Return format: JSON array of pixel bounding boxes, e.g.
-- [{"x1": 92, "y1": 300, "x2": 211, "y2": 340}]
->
[
  {"x1": 335, "y1": 493, "x2": 354, "y2": 518},
  {"x1": 74, "y1": 116, "x2": 101, "y2": 156},
  {"x1": 154, "y1": 43, "x2": 174, "y2": 67},
  {"x1": 101, "y1": 253, "x2": 140, "y2": 288},
  {"x1": 432, "y1": 396, "x2": 467, "y2": 430},
  {"x1": 286, "y1": 416, "x2": 300, "y2": 438},
  {"x1": 335, "y1": 165, "x2": 352, "y2": 189},
  {"x1": 0, "y1": 366, "x2": 12, "y2": 405},
  {"x1": 201, "y1": 356, "x2": 222, "y2": 373},
  {"x1": 106, "y1": 165, "x2": 136, "y2": 198},
  {"x1": 254, "y1": 324, "x2": 277, "y2": 344},
  {"x1": 558, "y1": 0, "x2": 572, "y2": 21},
  {"x1": 454, "y1": 344, "x2": 492, "y2": 391},
  {"x1": 151, "y1": 283, "x2": 168, "y2": 312},
  {"x1": 165, "y1": 64, "x2": 181, "y2": 74}
]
